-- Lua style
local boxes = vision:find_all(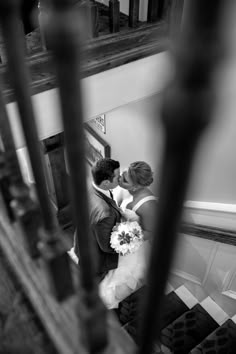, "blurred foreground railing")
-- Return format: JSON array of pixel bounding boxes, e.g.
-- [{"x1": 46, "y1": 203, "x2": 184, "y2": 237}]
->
[{"x1": 0, "y1": 0, "x2": 228, "y2": 353}]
